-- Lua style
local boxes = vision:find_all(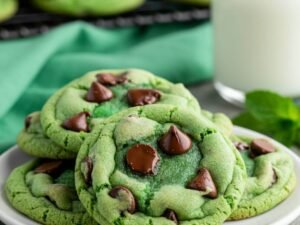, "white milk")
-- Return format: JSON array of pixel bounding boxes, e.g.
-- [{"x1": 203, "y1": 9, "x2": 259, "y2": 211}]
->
[{"x1": 213, "y1": 0, "x2": 300, "y2": 98}]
